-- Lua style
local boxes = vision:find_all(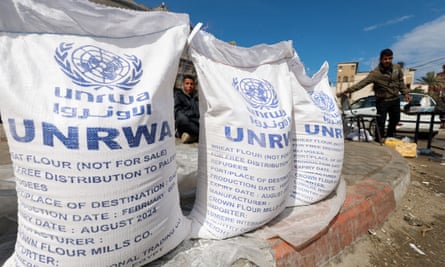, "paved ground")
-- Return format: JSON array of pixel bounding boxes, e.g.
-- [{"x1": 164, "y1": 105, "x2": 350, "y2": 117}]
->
[
  {"x1": 325, "y1": 131, "x2": 445, "y2": 267},
  {"x1": 0, "y1": 122, "x2": 419, "y2": 266}
]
